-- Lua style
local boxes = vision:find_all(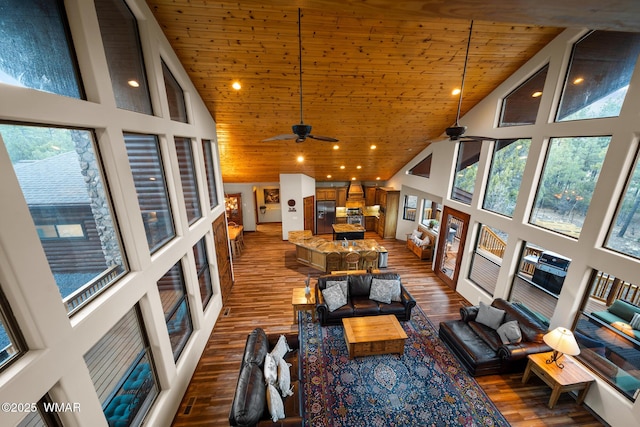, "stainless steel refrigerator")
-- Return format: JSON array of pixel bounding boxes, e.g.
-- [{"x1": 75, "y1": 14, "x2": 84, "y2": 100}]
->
[{"x1": 316, "y1": 201, "x2": 336, "y2": 234}]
